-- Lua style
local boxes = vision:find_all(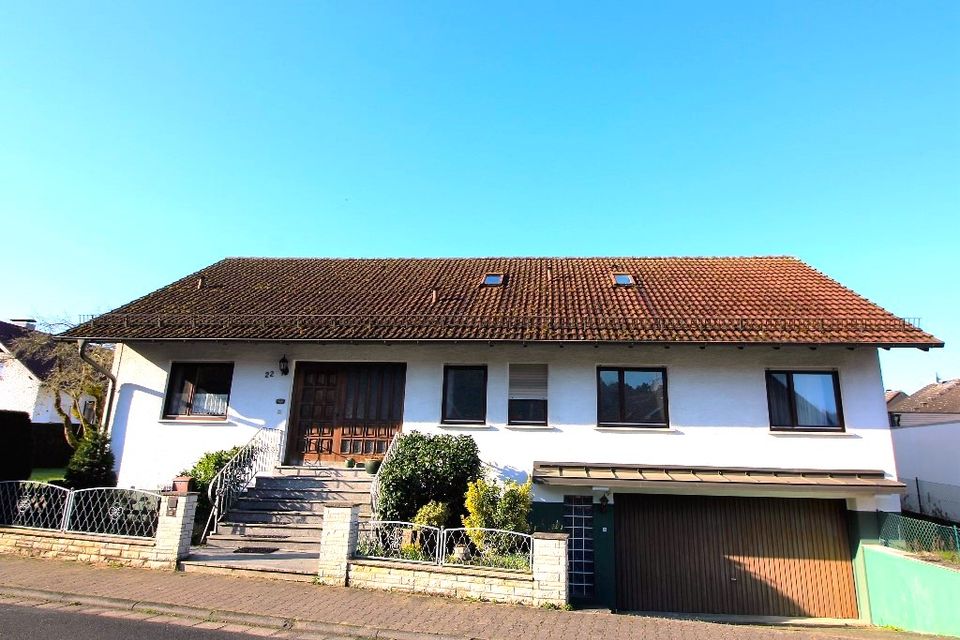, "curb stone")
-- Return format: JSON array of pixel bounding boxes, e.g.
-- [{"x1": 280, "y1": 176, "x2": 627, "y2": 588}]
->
[{"x1": 0, "y1": 586, "x2": 476, "y2": 640}]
